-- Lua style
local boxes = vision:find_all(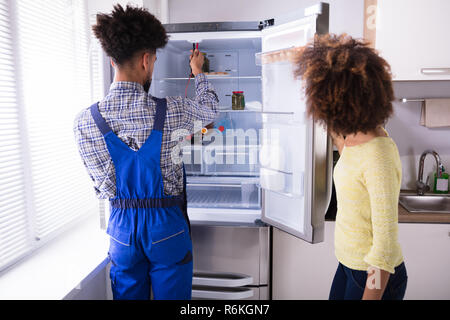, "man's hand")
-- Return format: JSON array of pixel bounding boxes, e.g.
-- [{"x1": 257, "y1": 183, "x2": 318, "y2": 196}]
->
[{"x1": 190, "y1": 49, "x2": 204, "y2": 76}]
